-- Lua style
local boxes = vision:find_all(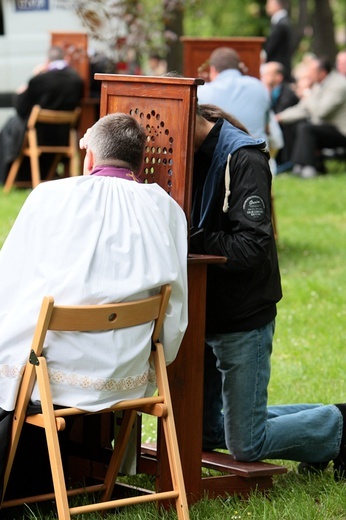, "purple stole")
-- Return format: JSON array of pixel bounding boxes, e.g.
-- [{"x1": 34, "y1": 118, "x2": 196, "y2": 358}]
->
[{"x1": 90, "y1": 166, "x2": 142, "y2": 182}]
